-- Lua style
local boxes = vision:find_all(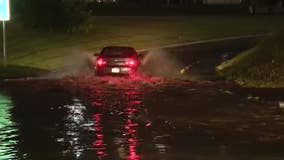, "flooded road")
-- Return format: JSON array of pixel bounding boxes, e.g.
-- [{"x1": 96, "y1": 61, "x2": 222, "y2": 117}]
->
[
  {"x1": 1, "y1": 37, "x2": 284, "y2": 160},
  {"x1": 1, "y1": 76, "x2": 284, "y2": 160}
]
